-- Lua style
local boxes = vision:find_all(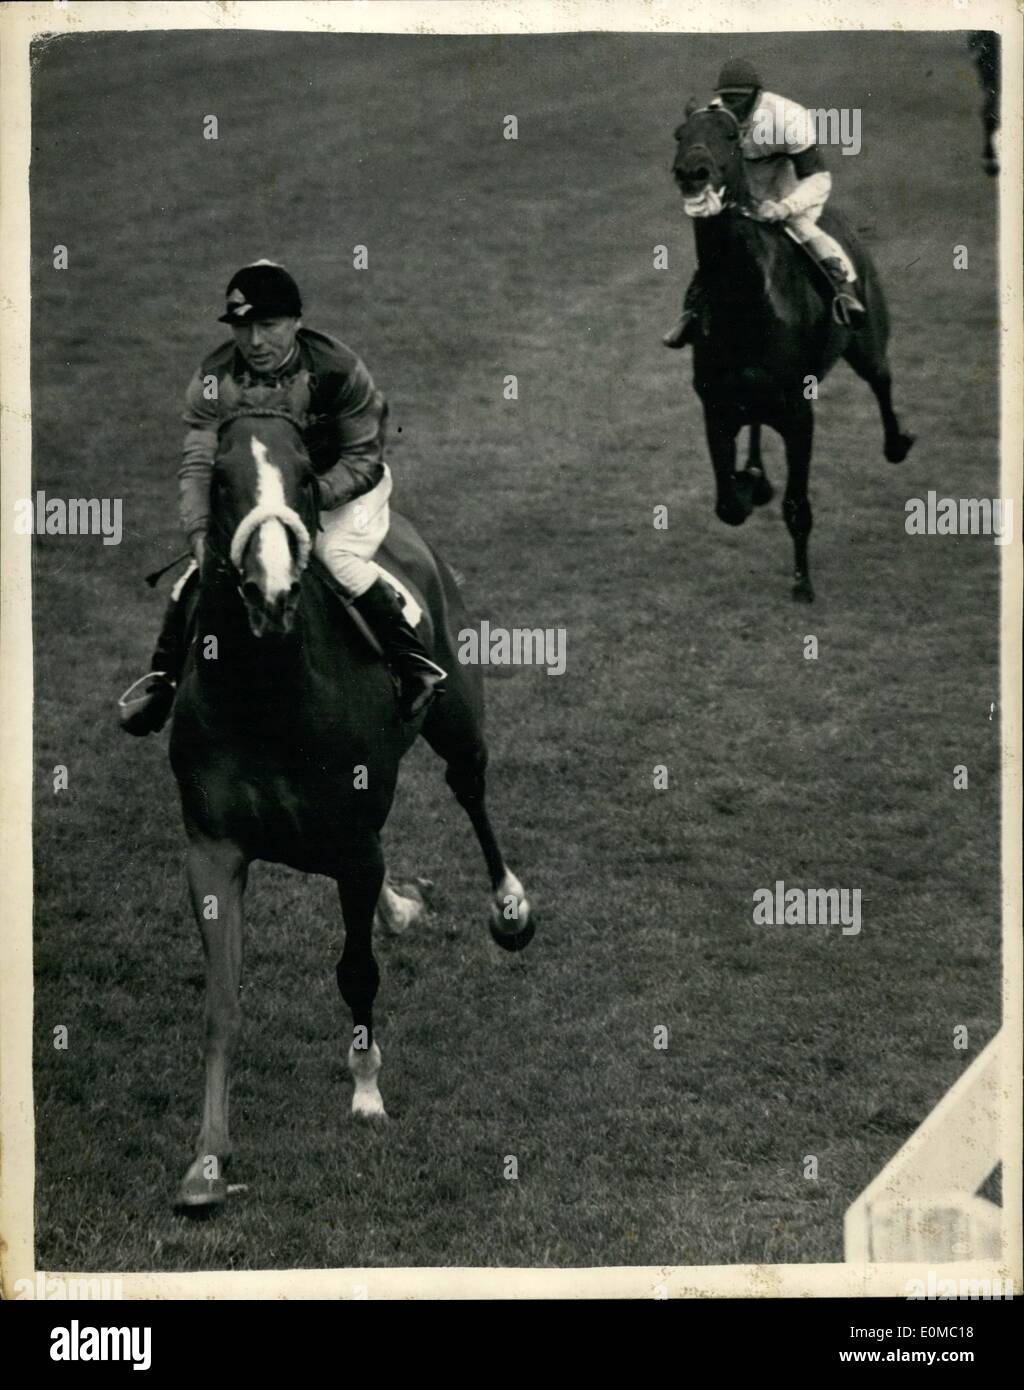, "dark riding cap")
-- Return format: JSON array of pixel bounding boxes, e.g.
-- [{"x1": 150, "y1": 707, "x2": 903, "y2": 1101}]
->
[
  {"x1": 219, "y1": 261, "x2": 303, "y2": 324},
  {"x1": 715, "y1": 58, "x2": 762, "y2": 94}
]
